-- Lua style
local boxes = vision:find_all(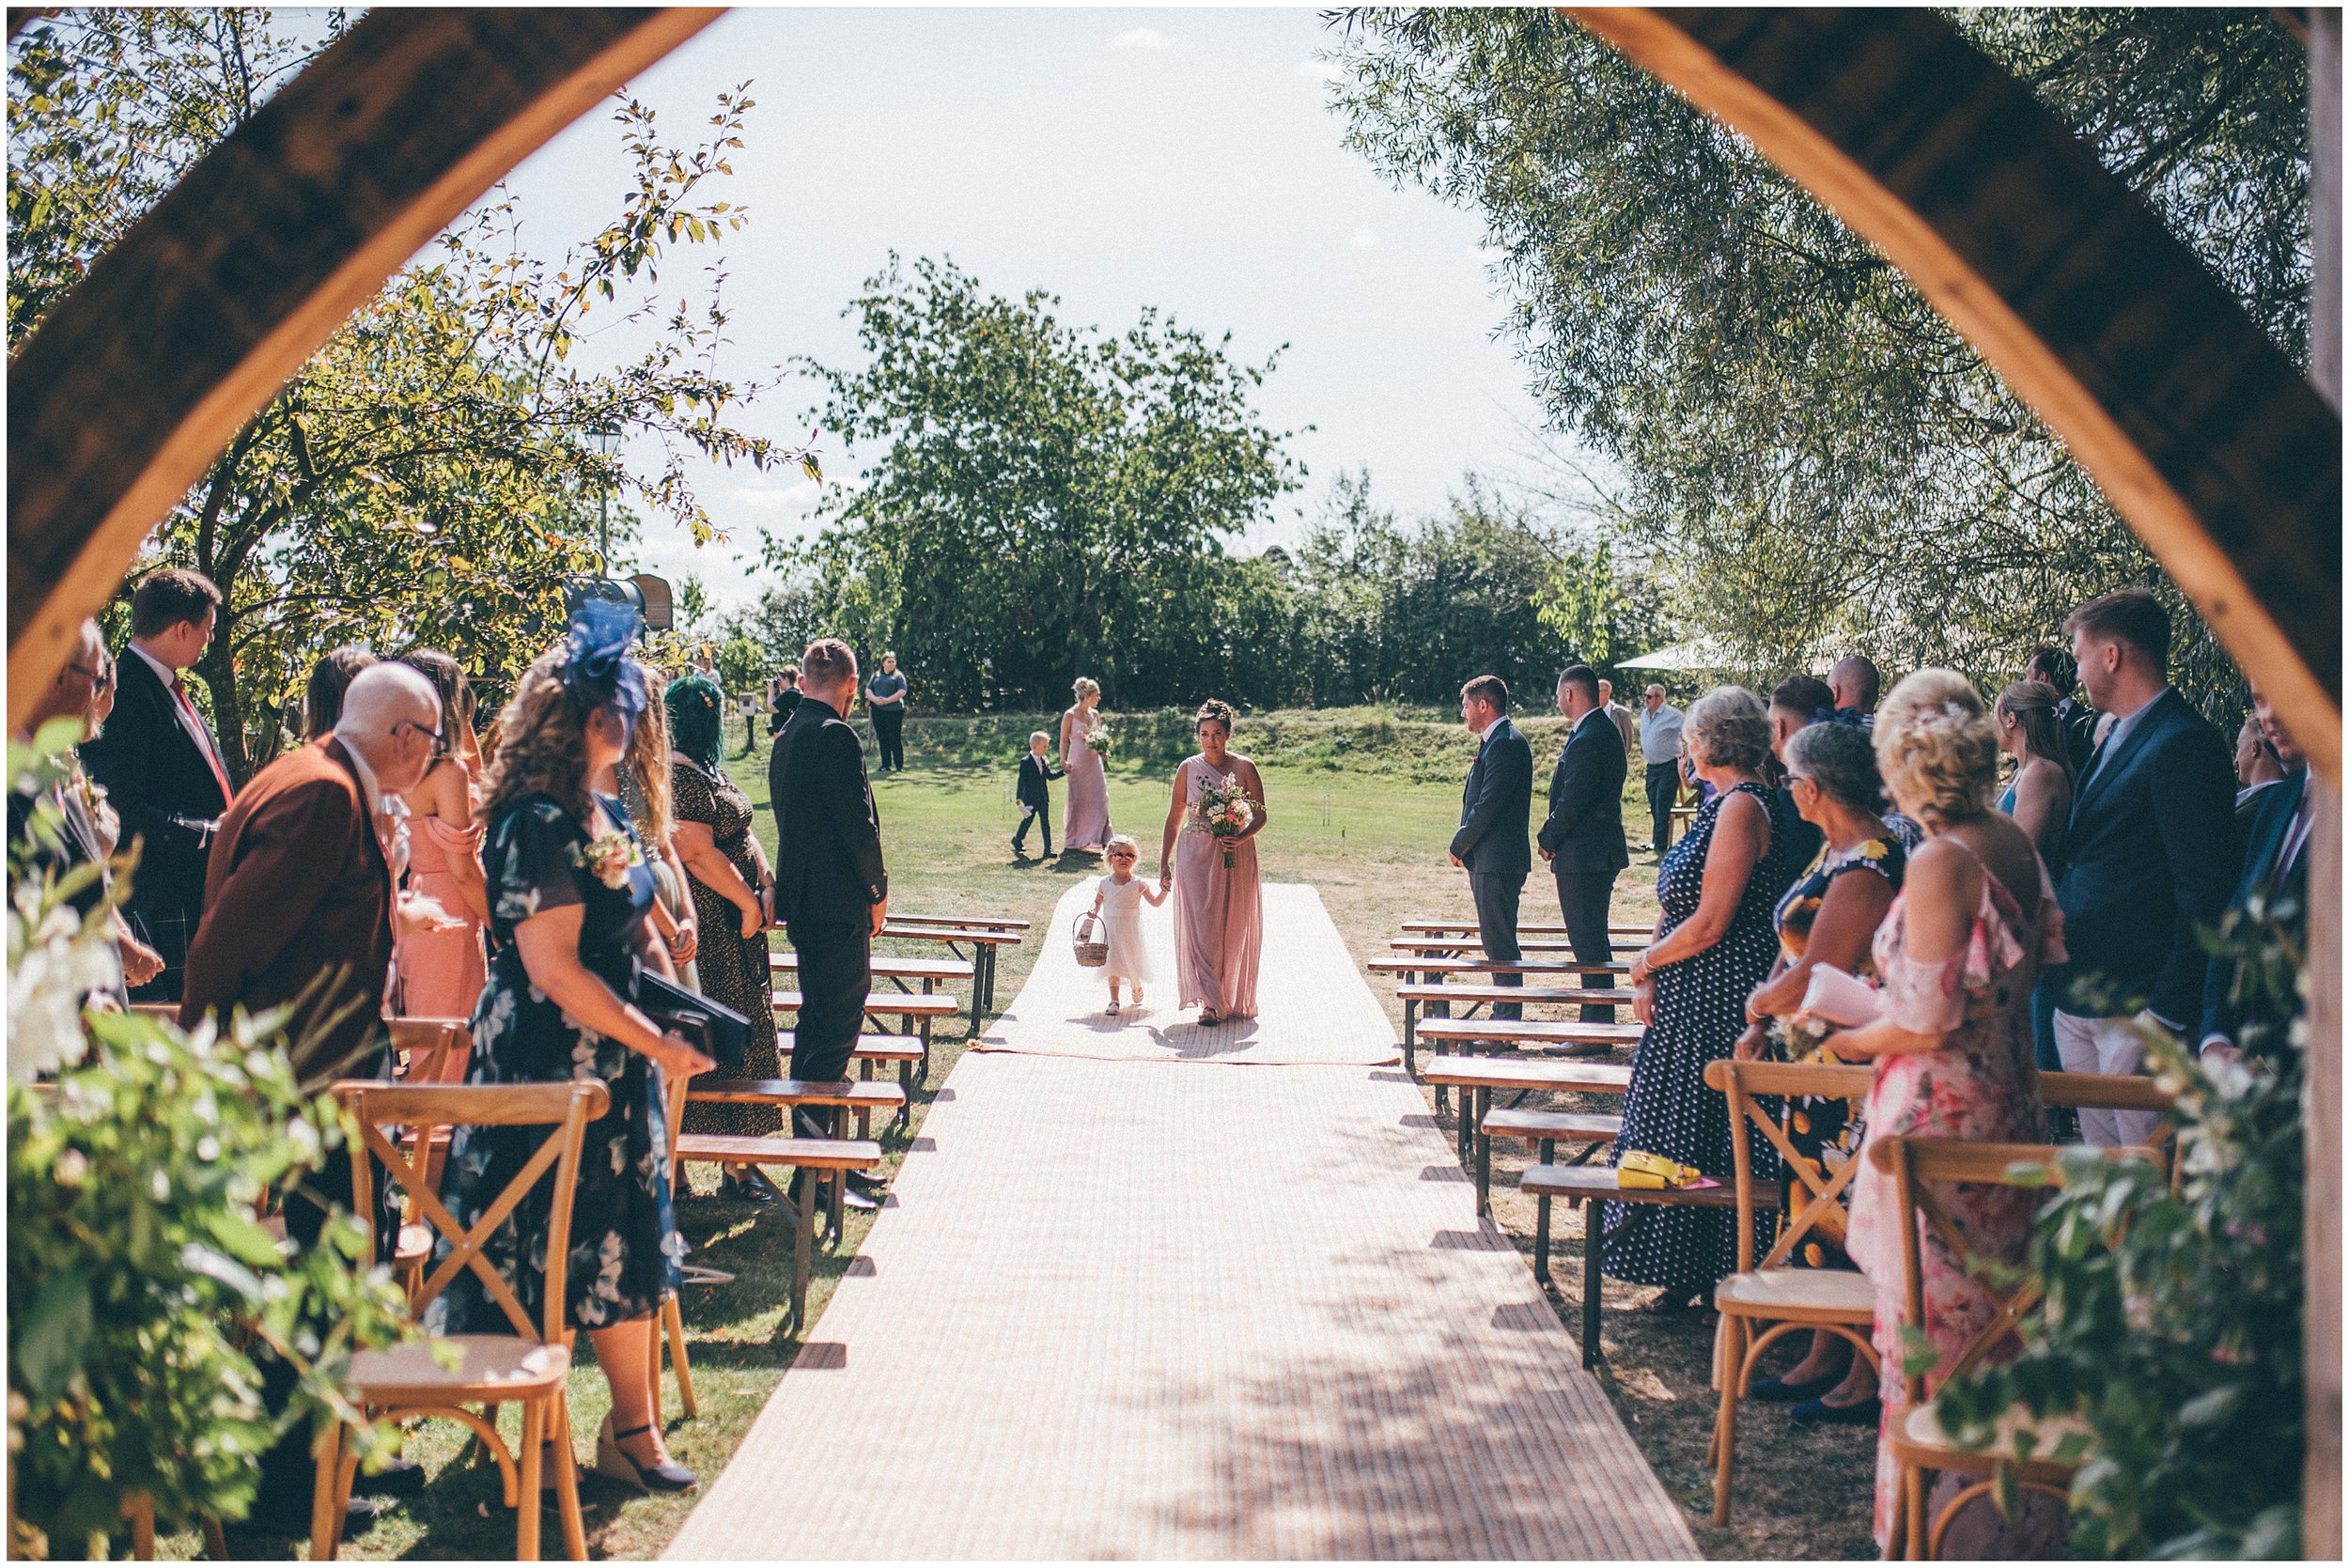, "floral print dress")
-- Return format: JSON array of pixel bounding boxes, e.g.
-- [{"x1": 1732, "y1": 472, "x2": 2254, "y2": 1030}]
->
[
  {"x1": 429, "y1": 792, "x2": 683, "y2": 1335},
  {"x1": 1844, "y1": 836, "x2": 2062, "y2": 1550},
  {"x1": 672, "y1": 758, "x2": 780, "y2": 1138}
]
